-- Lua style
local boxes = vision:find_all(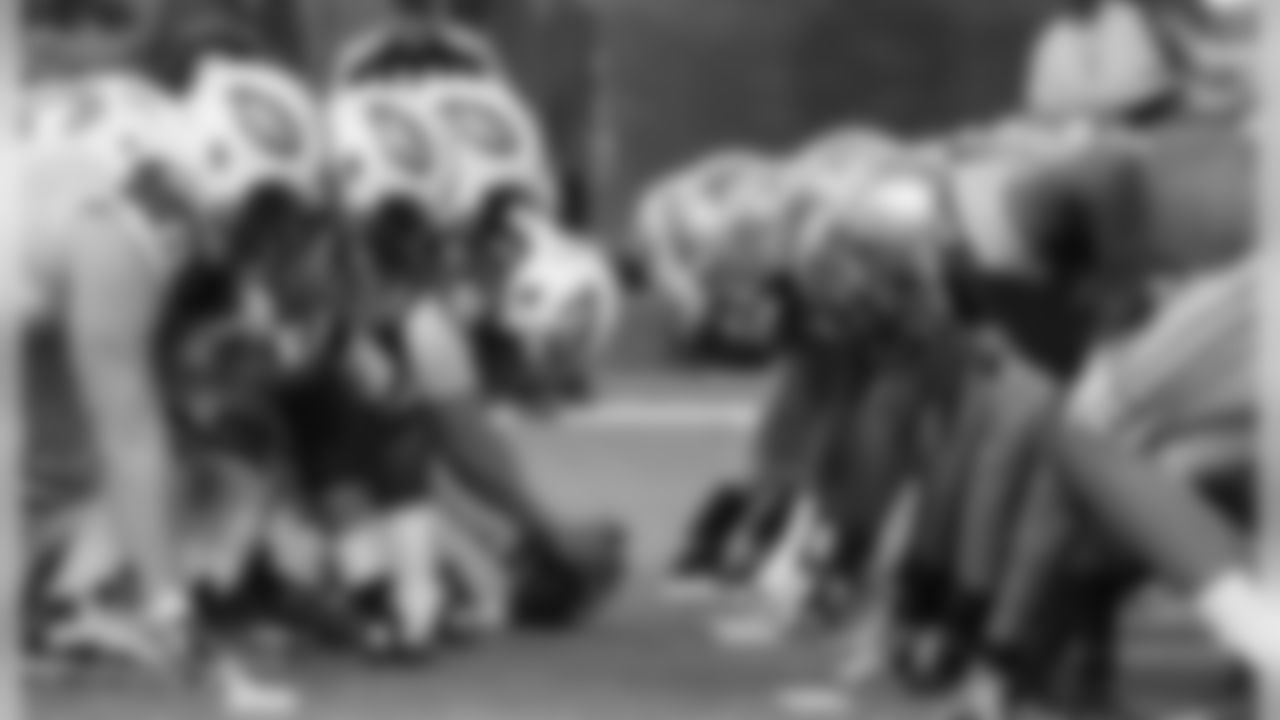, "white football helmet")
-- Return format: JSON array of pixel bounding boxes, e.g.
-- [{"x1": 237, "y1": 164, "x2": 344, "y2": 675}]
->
[
  {"x1": 629, "y1": 149, "x2": 774, "y2": 330},
  {"x1": 327, "y1": 82, "x2": 447, "y2": 216},
  {"x1": 781, "y1": 134, "x2": 902, "y2": 272},
  {"x1": 407, "y1": 74, "x2": 558, "y2": 231},
  {"x1": 797, "y1": 159, "x2": 948, "y2": 258},
  {"x1": 786, "y1": 155, "x2": 954, "y2": 337},
  {"x1": 799, "y1": 124, "x2": 895, "y2": 166},
  {"x1": 179, "y1": 57, "x2": 327, "y2": 221},
  {"x1": 493, "y1": 216, "x2": 621, "y2": 400},
  {"x1": 639, "y1": 150, "x2": 778, "y2": 274}
]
